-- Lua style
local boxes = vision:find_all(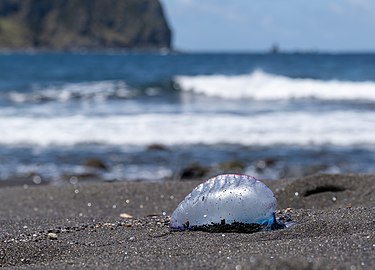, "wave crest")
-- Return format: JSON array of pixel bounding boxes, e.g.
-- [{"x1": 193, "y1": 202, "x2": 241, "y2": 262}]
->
[
  {"x1": 175, "y1": 70, "x2": 375, "y2": 101},
  {"x1": 7, "y1": 81, "x2": 134, "y2": 103},
  {"x1": 1, "y1": 111, "x2": 375, "y2": 147}
]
